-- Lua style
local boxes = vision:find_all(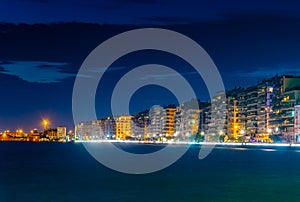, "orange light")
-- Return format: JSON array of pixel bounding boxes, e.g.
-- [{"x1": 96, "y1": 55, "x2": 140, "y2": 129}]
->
[{"x1": 42, "y1": 119, "x2": 50, "y2": 129}]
